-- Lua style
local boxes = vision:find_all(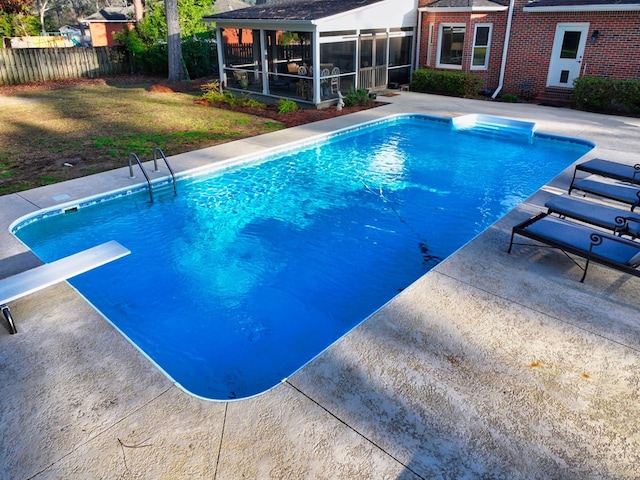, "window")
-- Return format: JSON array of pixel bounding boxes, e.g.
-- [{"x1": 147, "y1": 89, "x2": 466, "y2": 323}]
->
[
  {"x1": 471, "y1": 24, "x2": 492, "y2": 70},
  {"x1": 437, "y1": 25, "x2": 465, "y2": 68},
  {"x1": 389, "y1": 36, "x2": 412, "y2": 67},
  {"x1": 388, "y1": 35, "x2": 413, "y2": 85}
]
